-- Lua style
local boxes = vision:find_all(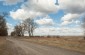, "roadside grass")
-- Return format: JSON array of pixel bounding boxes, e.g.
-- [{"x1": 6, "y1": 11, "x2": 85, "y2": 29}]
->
[
  {"x1": 0, "y1": 37, "x2": 7, "y2": 55},
  {"x1": 0, "y1": 37, "x2": 14, "y2": 55},
  {"x1": 20, "y1": 36, "x2": 85, "y2": 53},
  {"x1": 0, "y1": 37, "x2": 26, "y2": 55}
]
